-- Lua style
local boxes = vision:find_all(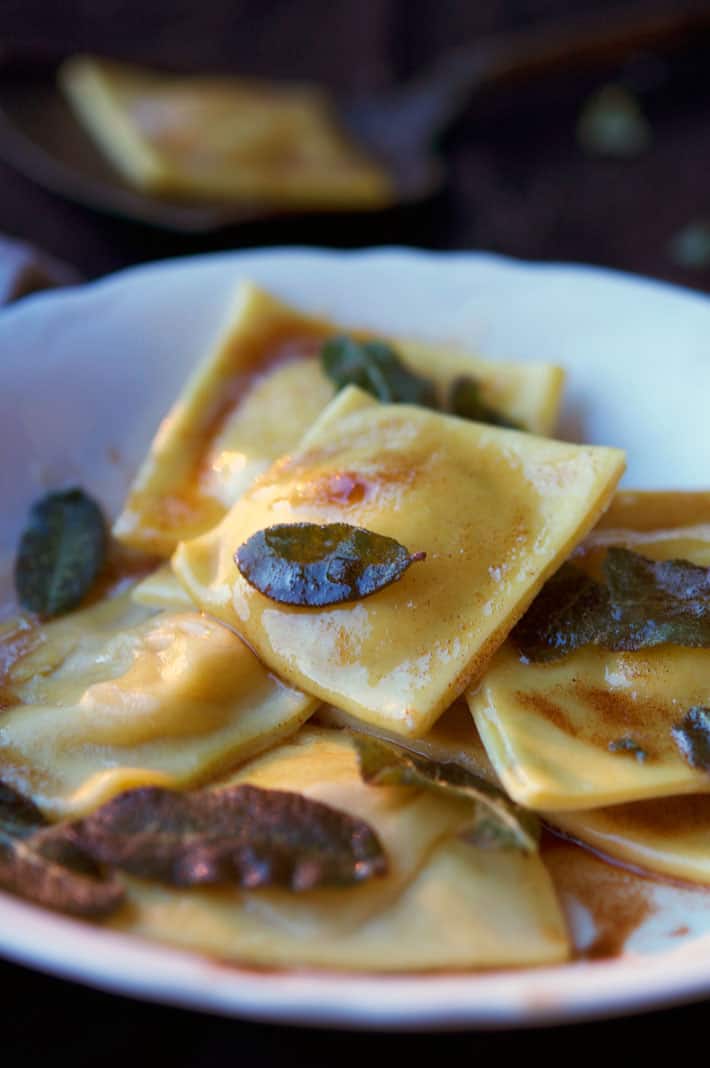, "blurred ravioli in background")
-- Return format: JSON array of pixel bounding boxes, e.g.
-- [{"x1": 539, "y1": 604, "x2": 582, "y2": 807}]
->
[{"x1": 59, "y1": 56, "x2": 393, "y2": 209}]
